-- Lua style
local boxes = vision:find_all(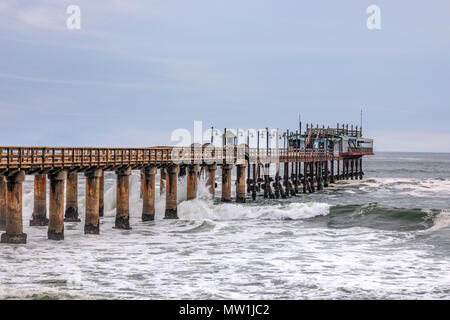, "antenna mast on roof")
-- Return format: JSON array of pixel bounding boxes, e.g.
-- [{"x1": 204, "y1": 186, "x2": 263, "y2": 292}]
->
[{"x1": 360, "y1": 108, "x2": 363, "y2": 136}]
